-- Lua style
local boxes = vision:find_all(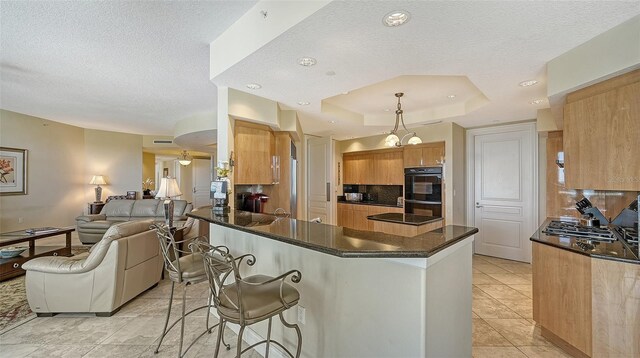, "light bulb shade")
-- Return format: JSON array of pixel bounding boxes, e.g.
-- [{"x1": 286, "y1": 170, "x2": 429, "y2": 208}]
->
[
  {"x1": 155, "y1": 177, "x2": 182, "y2": 198},
  {"x1": 407, "y1": 134, "x2": 422, "y2": 145},
  {"x1": 177, "y1": 150, "x2": 192, "y2": 166},
  {"x1": 385, "y1": 133, "x2": 400, "y2": 147},
  {"x1": 89, "y1": 175, "x2": 107, "y2": 185}
]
